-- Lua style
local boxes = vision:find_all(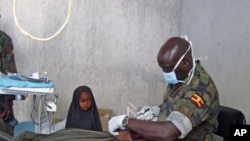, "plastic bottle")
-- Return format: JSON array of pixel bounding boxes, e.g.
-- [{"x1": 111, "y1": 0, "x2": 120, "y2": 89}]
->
[{"x1": 39, "y1": 71, "x2": 49, "y2": 83}]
